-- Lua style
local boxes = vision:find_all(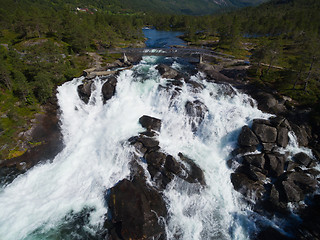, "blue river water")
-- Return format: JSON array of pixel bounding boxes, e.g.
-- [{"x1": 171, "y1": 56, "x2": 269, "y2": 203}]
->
[{"x1": 143, "y1": 28, "x2": 186, "y2": 48}]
